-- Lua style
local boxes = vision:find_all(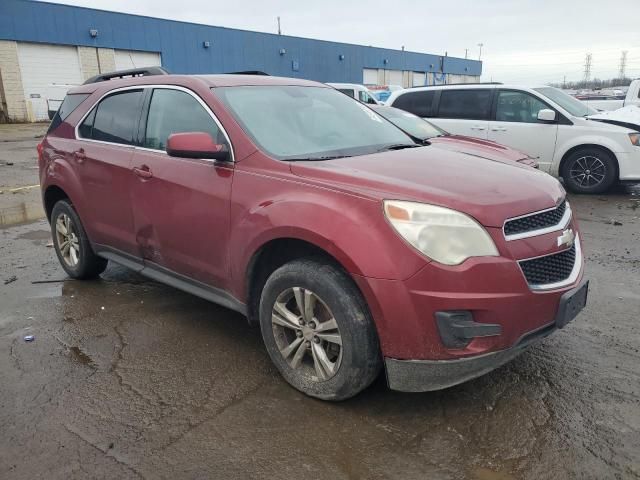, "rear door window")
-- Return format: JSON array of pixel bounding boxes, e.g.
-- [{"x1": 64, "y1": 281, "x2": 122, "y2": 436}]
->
[
  {"x1": 392, "y1": 90, "x2": 436, "y2": 117},
  {"x1": 79, "y1": 89, "x2": 143, "y2": 145},
  {"x1": 143, "y1": 88, "x2": 226, "y2": 151},
  {"x1": 437, "y1": 89, "x2": 492, "y2": 120}
]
